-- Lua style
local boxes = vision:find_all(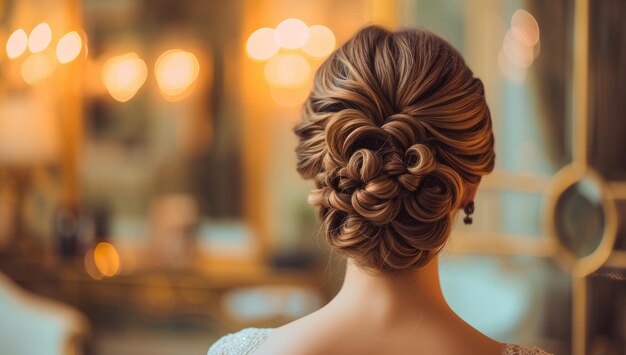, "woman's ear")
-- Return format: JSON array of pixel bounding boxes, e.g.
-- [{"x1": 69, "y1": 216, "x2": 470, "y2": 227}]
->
[{"x1": 460, "y1": 177, "x2": 481, "y2": 209}]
